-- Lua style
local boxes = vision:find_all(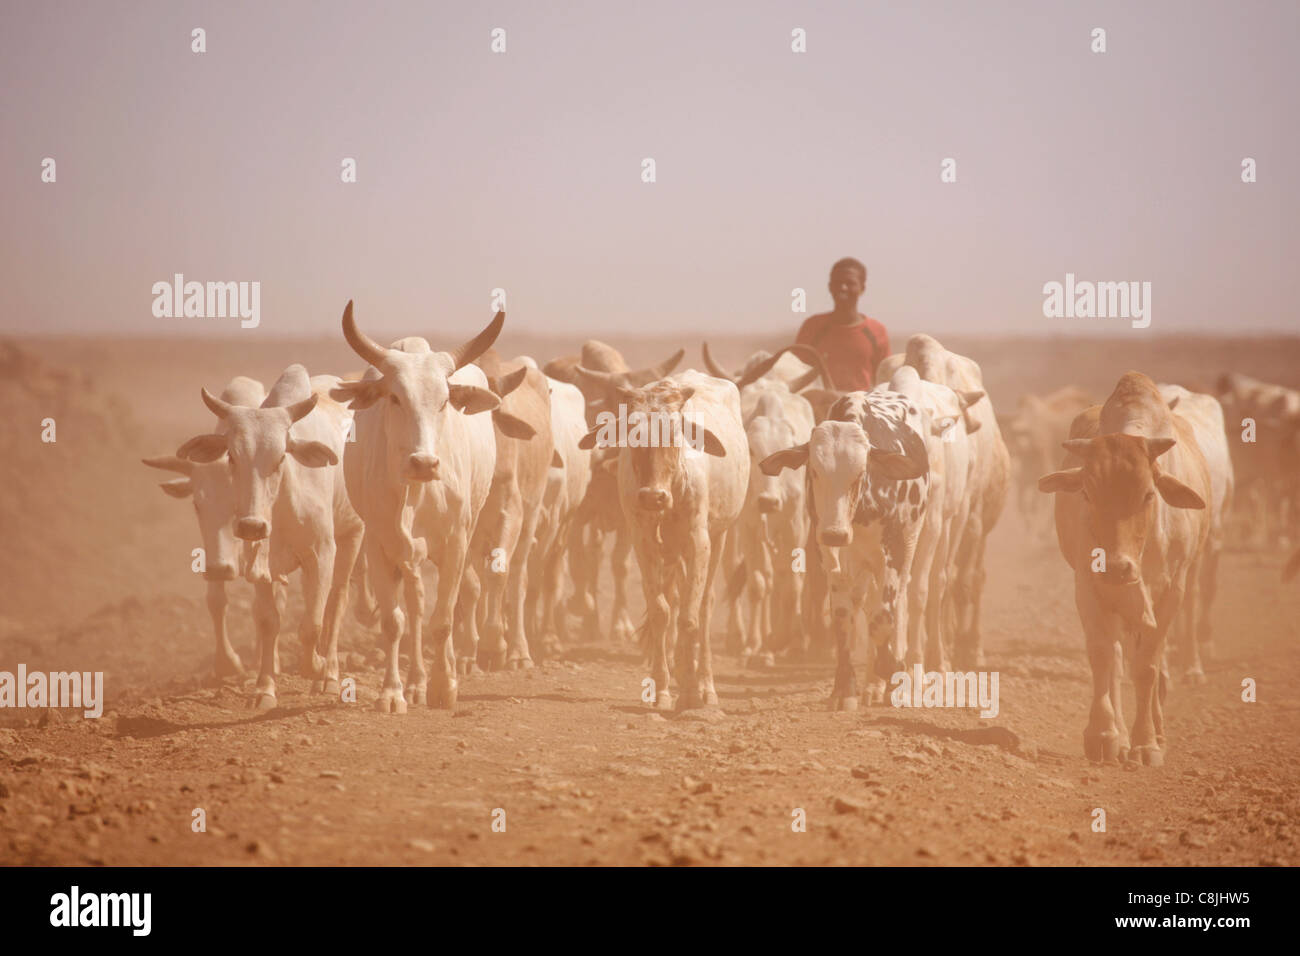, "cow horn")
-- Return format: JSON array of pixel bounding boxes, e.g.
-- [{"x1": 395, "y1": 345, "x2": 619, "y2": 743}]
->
[
  {"x1": 201, "y1": 387, "x2": 234, "y2": 420},
  {"x1": 341, "y1": 300, "x2": 389, "y2": 368},
  {"x1": 737, "y1": 344, "x2": 827, "y2": 391},
  {"x1": 701, "y1": 342, "x2": 735, "y2": 381},
  {"x1": 574, "y1": 365, "x2": 620, "y2": 392},
  {"x1": 447, "y1": 311, "x2": 506, "y2": 371},
  {"x1": 493, "y1": 365, "x2": 529, "y2": 399},
  {"x1": 624, "y1": 348, "x2": 685, "y2": 386},
  {"x1": 286, "y1": 392, "x2": 319, "y2": 424},
  {"x1": 786, "y1": 345, "x2": 833, "y2": 393},
  {"x1": 141, "y1": 455, "x2": 194, "y2": 475},
  {"x1": 1061, "y1": 438, "x2": 1094, "y2": 459}
]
